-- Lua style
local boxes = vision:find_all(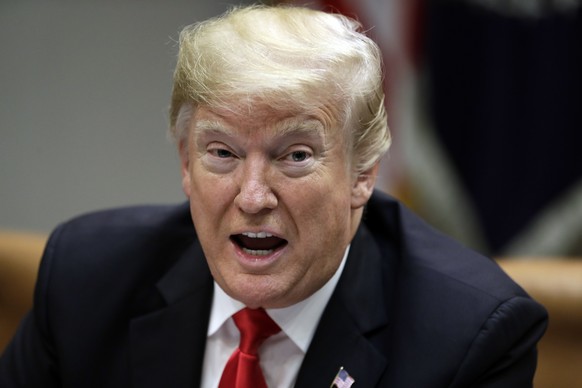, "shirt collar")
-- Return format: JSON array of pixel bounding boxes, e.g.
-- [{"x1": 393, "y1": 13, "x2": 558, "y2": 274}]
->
[{"x1": 207, "y1": 246, "x2": 350, "y2": 353}]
